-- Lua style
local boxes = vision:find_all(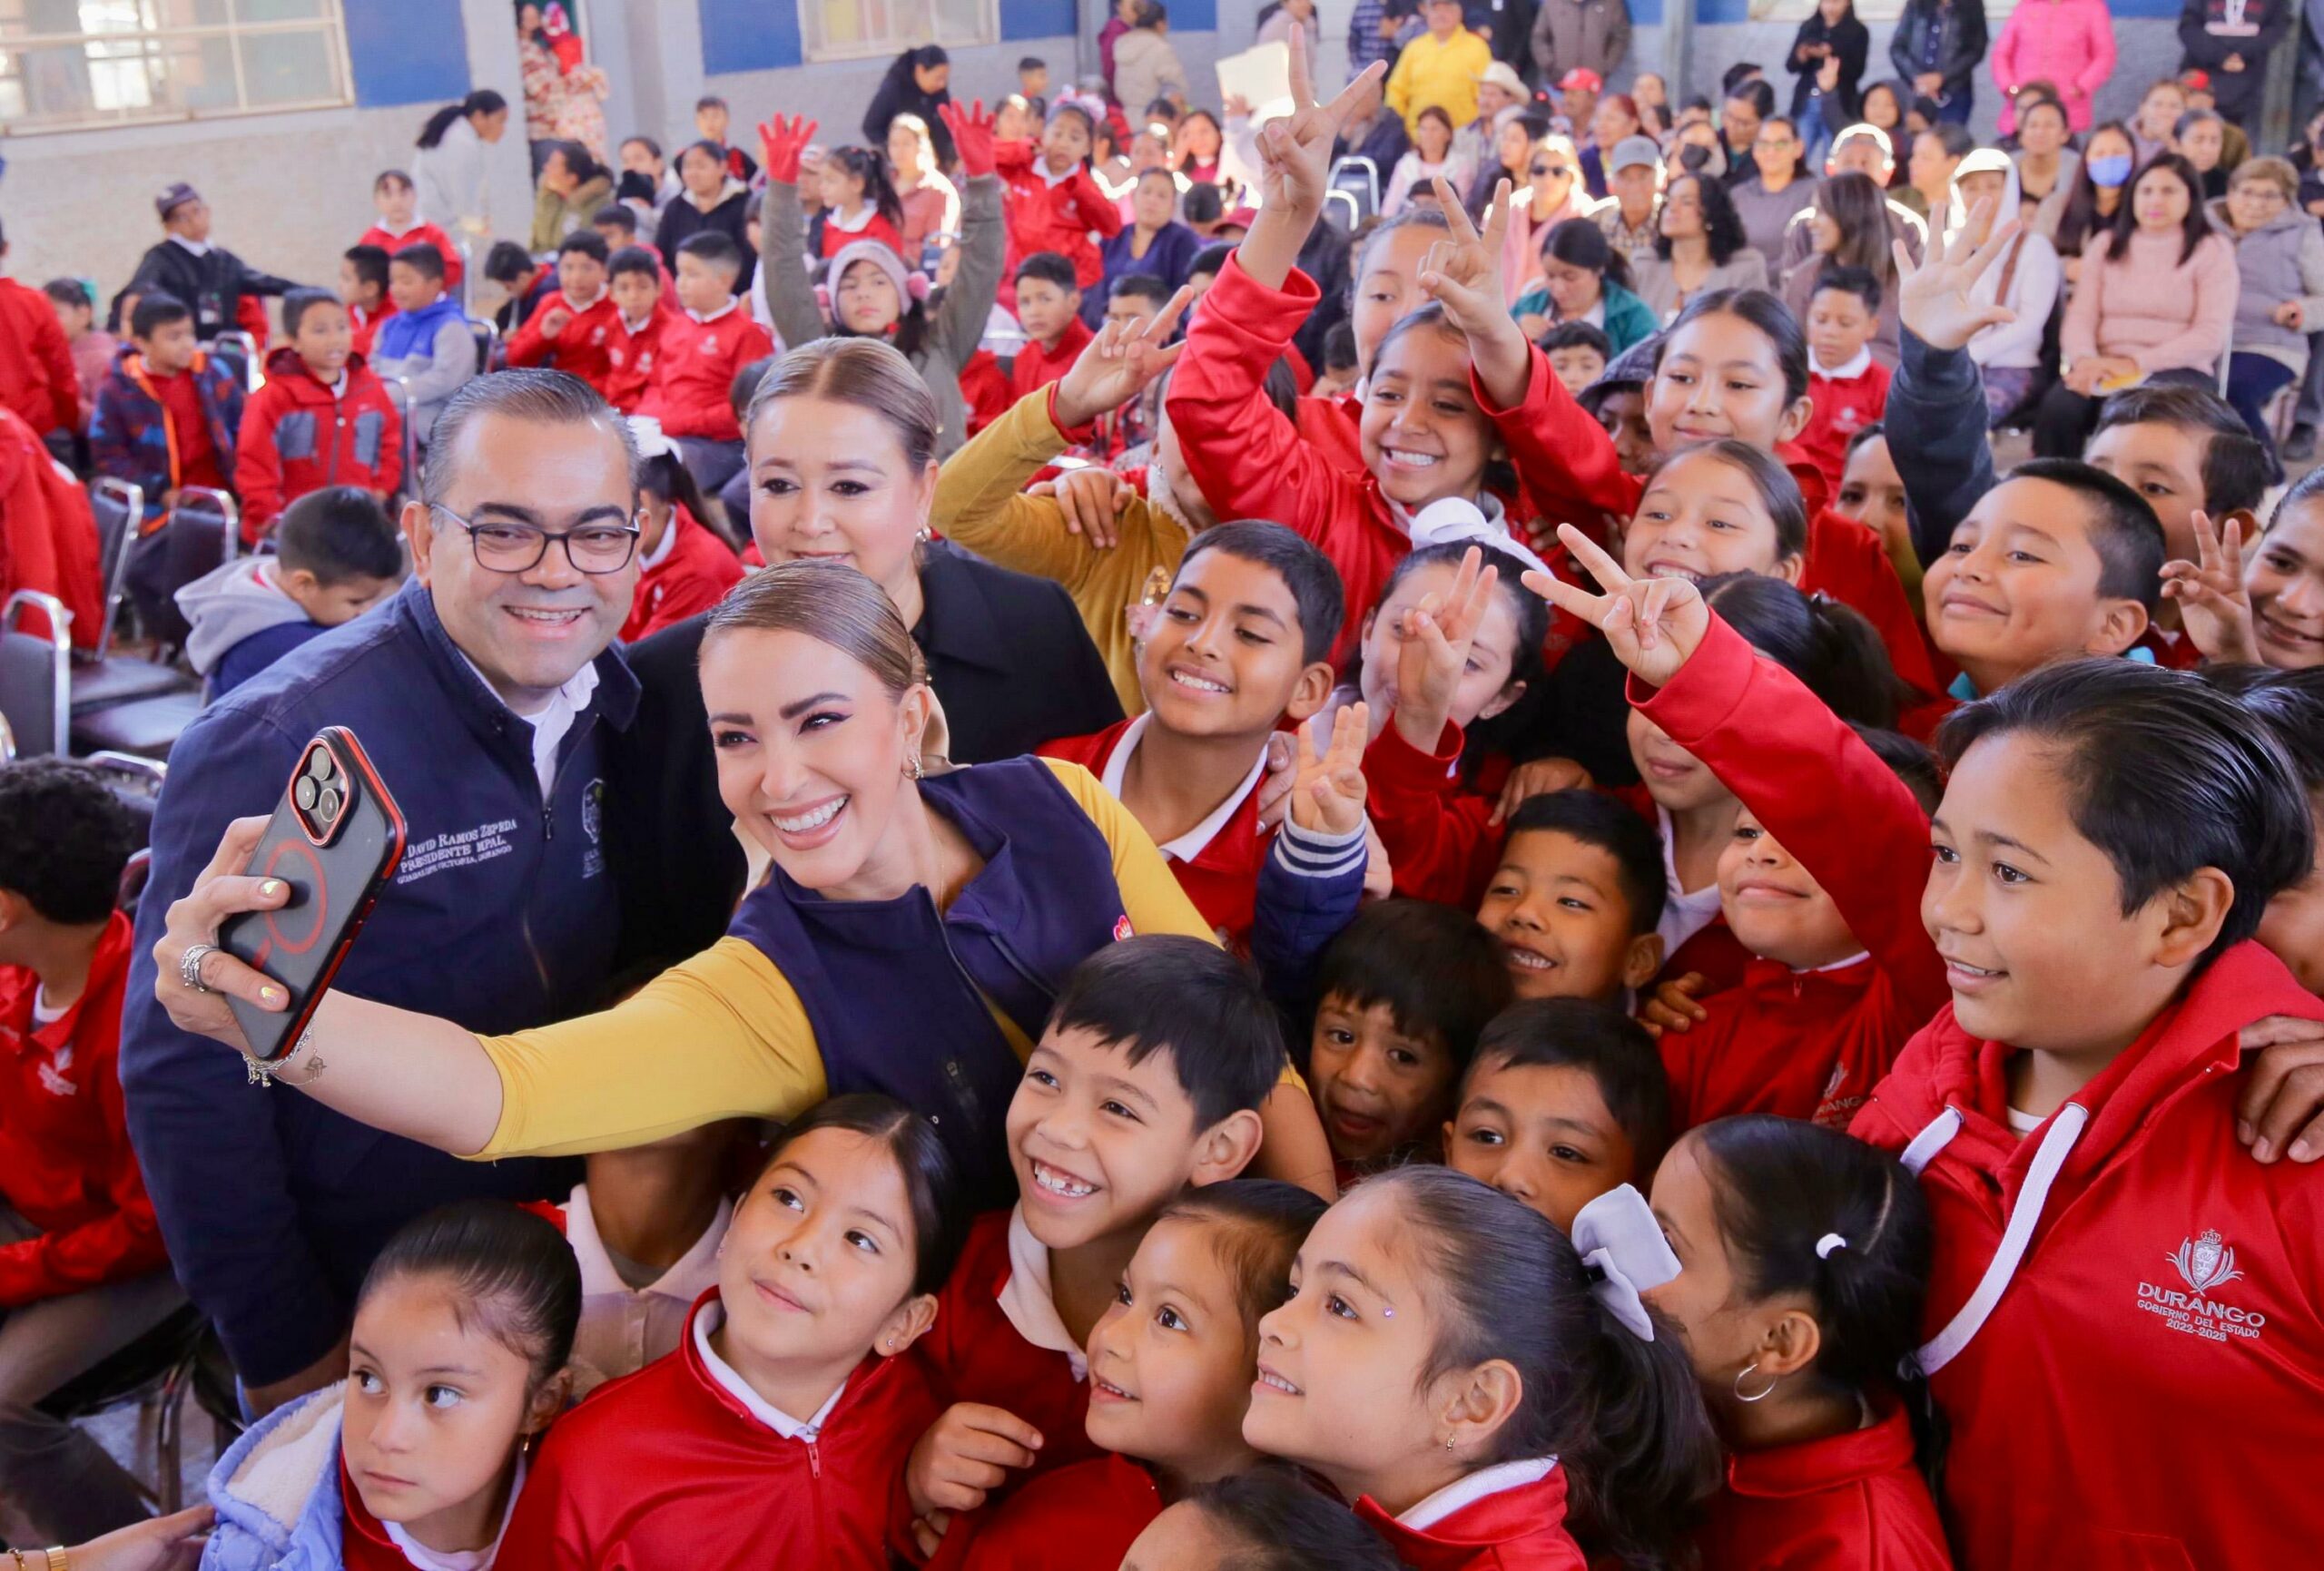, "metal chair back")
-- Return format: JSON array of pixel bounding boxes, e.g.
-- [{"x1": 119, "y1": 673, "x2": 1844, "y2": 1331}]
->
[
  {"x1": 0, "y1": 590, "x2": 73, "y2": 756},
  {"x1": 88, "y1": 477, "x2": 145, "y2": 662}
]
